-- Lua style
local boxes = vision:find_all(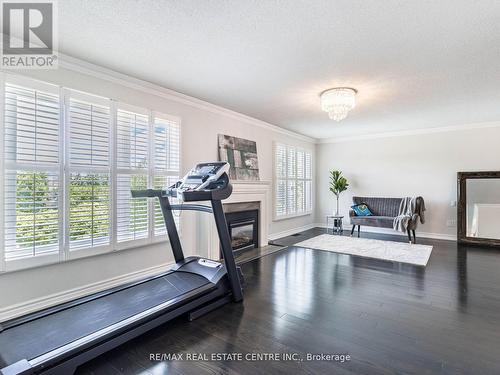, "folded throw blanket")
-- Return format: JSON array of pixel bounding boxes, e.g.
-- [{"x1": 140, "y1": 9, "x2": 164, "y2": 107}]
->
[{"x1": 393, "y1": 196, "x2": 426, "y2": 232}]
